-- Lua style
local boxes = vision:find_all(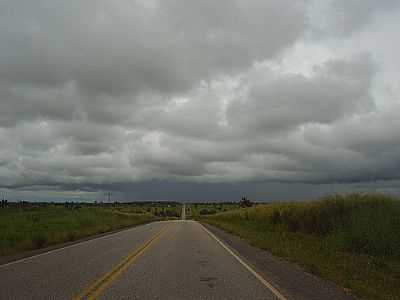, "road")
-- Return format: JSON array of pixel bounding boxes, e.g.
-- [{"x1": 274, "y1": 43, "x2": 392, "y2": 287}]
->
[
  {"x1": 0, "y1": 220, "x2": 282, "y2": 300},
  {"x1": 0, "y1": 212, "x2": 354, "y2": 300}
]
